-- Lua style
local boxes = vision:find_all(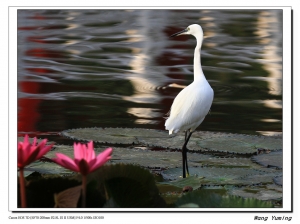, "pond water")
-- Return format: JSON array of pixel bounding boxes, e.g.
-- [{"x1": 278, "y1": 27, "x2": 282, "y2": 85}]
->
[{"x1": 17, "y1": 9, "x2": 283, "y2": 143}]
